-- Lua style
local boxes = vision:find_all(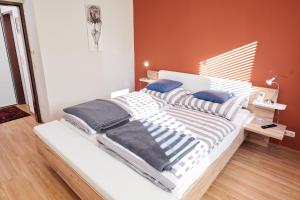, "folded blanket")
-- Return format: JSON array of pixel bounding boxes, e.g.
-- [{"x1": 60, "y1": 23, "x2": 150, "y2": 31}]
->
[
  {"x1": 63, "y1": 100, "x2": 131, "y2": 132},
  {"x1": 97, "y1": 137, "x2": 176, "y2": 192},
  {"x1": 63, "y1": 114, "x2": 97, "y2": 135},
  {"x1": 105, "y1": 120, "x2": 199, "y2": 172}
]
